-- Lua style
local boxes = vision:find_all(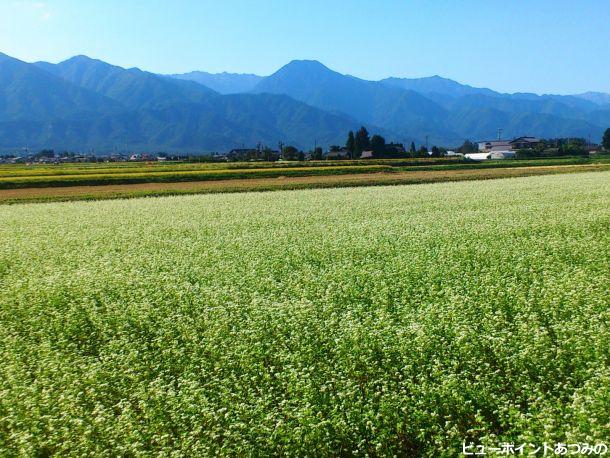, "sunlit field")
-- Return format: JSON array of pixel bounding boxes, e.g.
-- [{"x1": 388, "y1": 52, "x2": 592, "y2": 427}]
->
[
  {"x1": 0, "y1": 156, "x2": 603, "y2": 189},
  {"x1": 0, "y1": 172, "x2": 608, "y2": 456},
  {"x1": 0, "y1": 157, "x2": 607, "y2": 204}
]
